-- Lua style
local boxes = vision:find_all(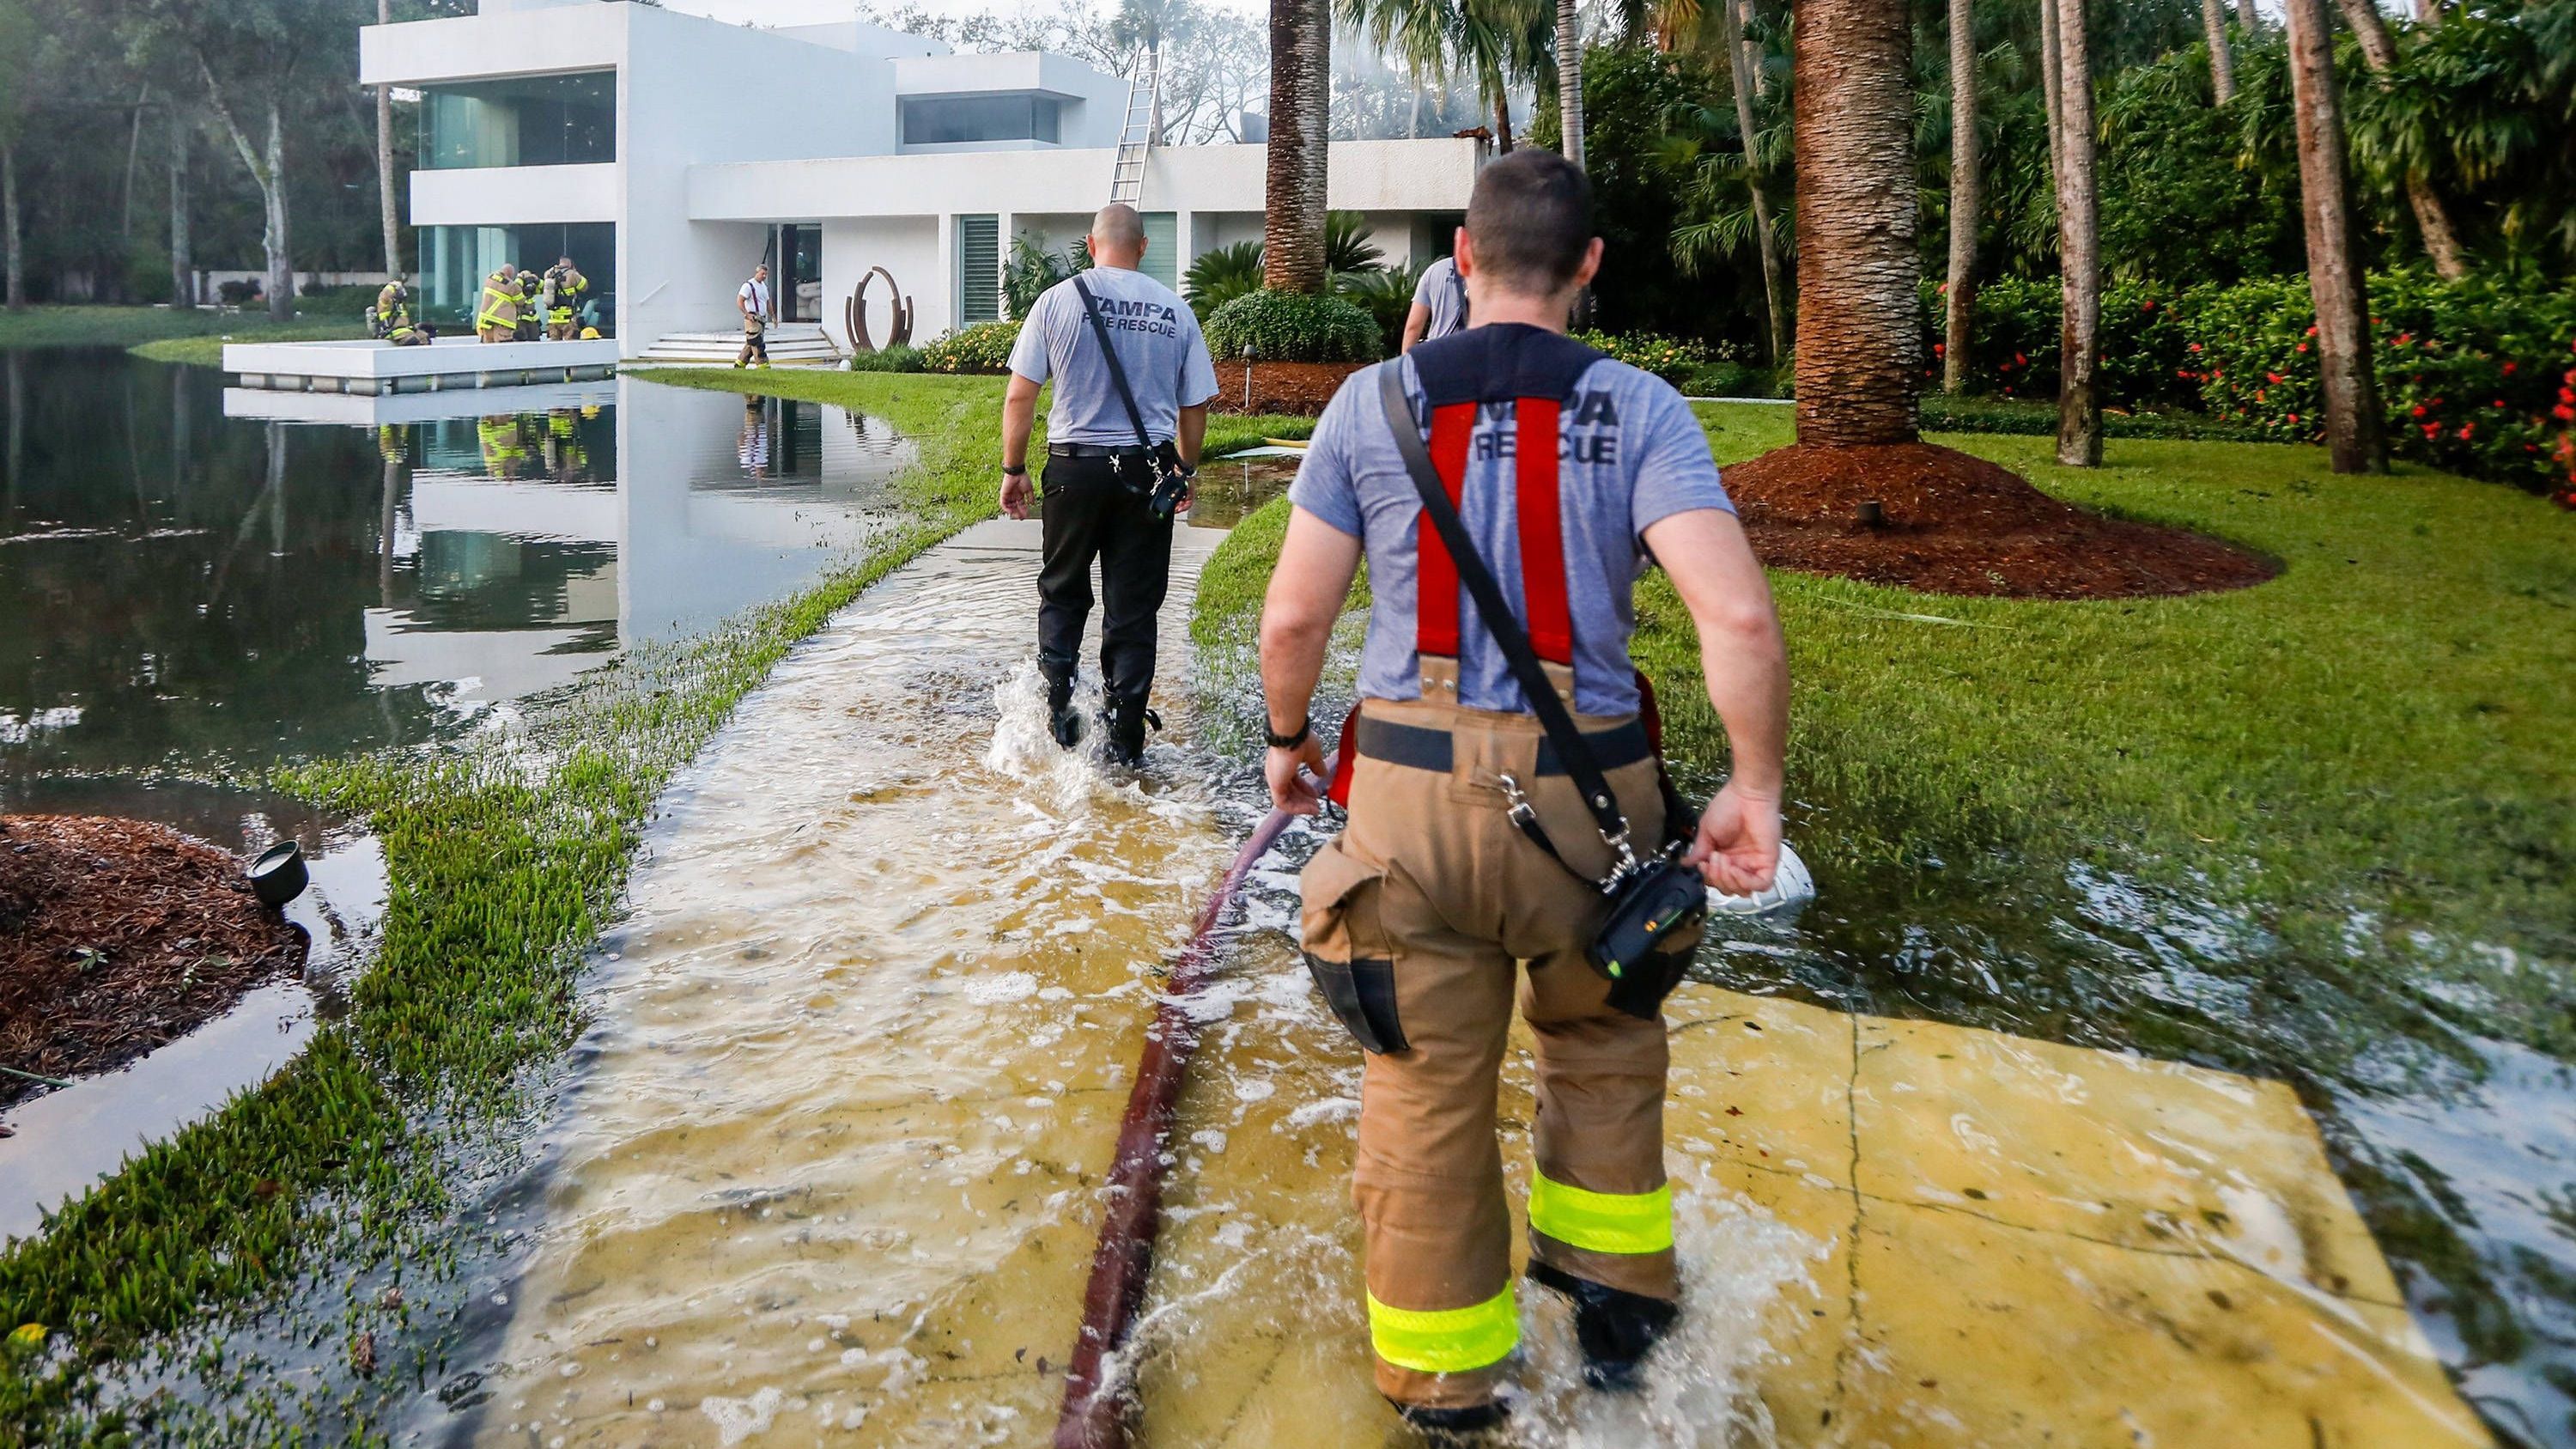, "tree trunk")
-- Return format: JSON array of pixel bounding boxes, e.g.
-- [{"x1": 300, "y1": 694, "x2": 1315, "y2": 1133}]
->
[
  {"x1": 1492, "y1": 81, "x2": 1514, "y2": 152},
  {"x1": 2329, "y1": 0, "x2": 2469, "y2": 280},
  {"x1": 1943, "y1": 0, "x2": 1979, "y2": 393},
  {"x1": 2039, "y1": 0, "x2": 2066, "y2": 186},
  {"x1": 169, "y1": 110, "x2": 192, "y2": 307},
  {"x1": 2202, "y1": 0, "x2": 2236, "y2": 103},
  {"x1": 122, "y1": 83, "x2": 153, "y2": 246},
  {"x1": 379, "y1": 0, "x2": 400, "y2": 277},
  {"x1": 262, "y1": 102, "x2": 292, "y2": 321},
  {"x1": 1724, "y1": 0, "x2": 1788, "y2": 366},
  {"x1": 2, "y1": 142, "x2": 21, "y2": 311},
  {"x1": 1556, "y1": 0, "x2": 1584, "y2": 169},
  {"x1": 1261, "y1": 0, "x2": 1330, "y2": 292},
  {"x1": 2053, "y1": 0, "x2": 2101, "y2": 465},
  {"x1": 2284, "y1": 0, "x2": 2387, "y2": 472},
  {"x1": 1790, "y1": 0, "x2": 1919, "y2": 447}
]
